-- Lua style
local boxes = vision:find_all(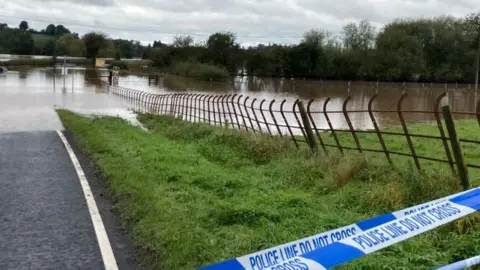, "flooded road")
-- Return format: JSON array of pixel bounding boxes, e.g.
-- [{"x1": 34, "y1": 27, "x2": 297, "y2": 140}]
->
[
  {"x1": 1, "y1": 67, "x2": 478, "y2": 132},
  {"x1": 0, "y1": 67, "x2": 125, "y2": 132}
]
